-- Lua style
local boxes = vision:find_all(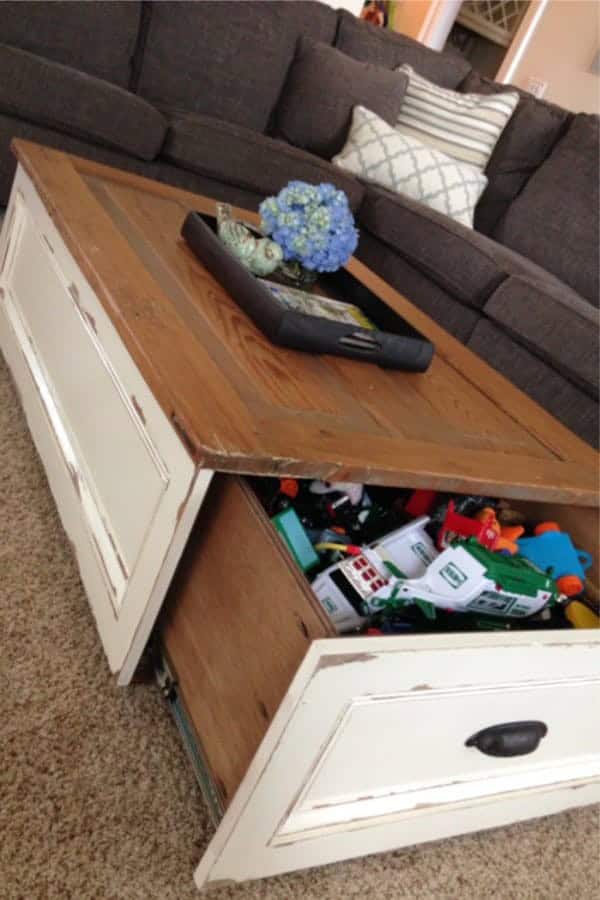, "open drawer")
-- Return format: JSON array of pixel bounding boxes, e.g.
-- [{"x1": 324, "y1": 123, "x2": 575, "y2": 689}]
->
[{"x1": 160, "y1": 476, "x2": 600, "y2": 889}]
